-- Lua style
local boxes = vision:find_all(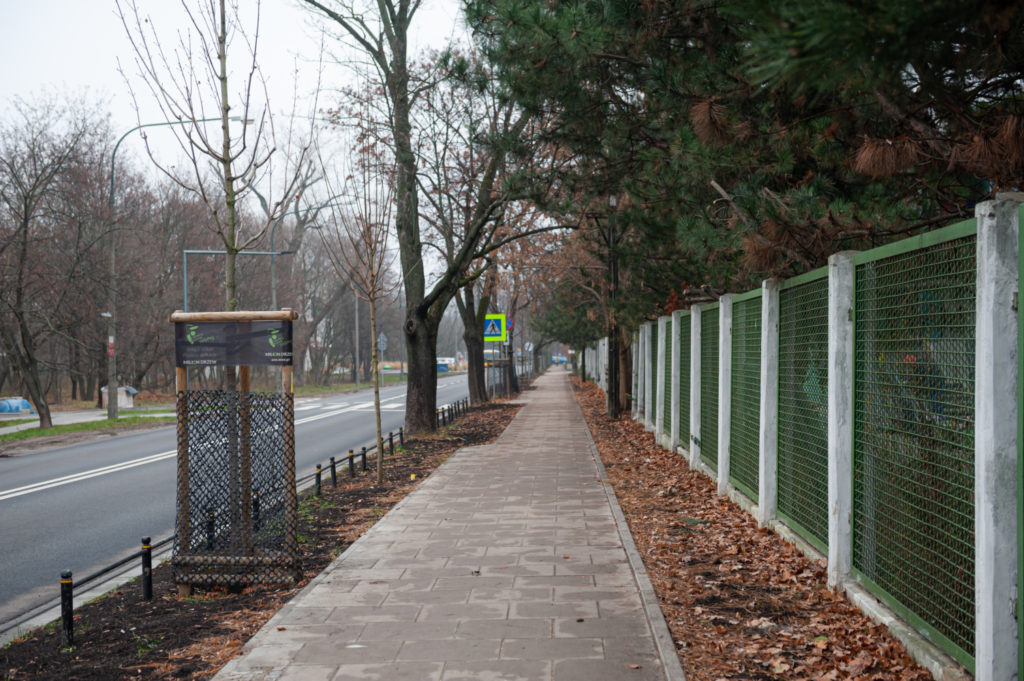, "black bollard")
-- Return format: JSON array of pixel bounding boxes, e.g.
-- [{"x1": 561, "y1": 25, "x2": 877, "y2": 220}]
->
[
  {"x1": 60, "y1": 570, "x2": 73, "y2": 647},
  {"x1": 206, "y1": 508, "x2": 215, "y2": 550},
  {"x1": 389, "y1": 432, "x2": 394, "y2": 456},
  {"x1": 330, "y1": 456, "x2": 337, "y2": 486},
  {"x1": 315, "y1": 465, "x2": 322, "y2": 496},
  {"x1": 399, "y1": 427, "x2": 404, "y2": 447},
  {"x1": 348, "y1": 449, "x2": 355, "y2": 478},
  {"x1": 141, "y1": 537, "x2": 153, "y2": 601},
  {"x1": 361, "y1": 446, "x2": 367, "y2": 472}
]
